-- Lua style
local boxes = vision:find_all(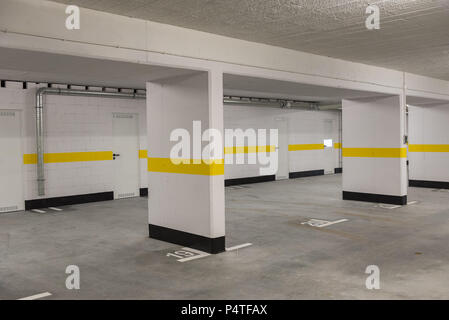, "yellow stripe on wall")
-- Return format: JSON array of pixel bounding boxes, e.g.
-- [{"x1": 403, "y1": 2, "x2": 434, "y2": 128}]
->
[
  {"x1": 334, "y1": 143, "x2": 342, "y2": 149},
  {"x1": 139, "y1": 144, "x2": 324, "y2": 158},
  {"x1": 224, "y1": 145, "x2": 275, "y2": 154},
  {"x1": 342, "y1": 148, "x2": 407, "y2": 158},
  {"x1": 23, "y1": 151, "x2": 113, "y2": 164},
  {"x1": 139, "y1": 146, "x2": 274, "y2": 158},
  {"x1": 148, "y1": 157, "x2": 224, "y2": 176},
  {"x1": 408, "y1": 144, "x2": 449, "y2": 152},
  {"x1": 288, "y1": 144, "x2": 324, "y2": 151},
  {"x1": 23, "y1": 154, "x2": 38, "y2": 165},
  {"x1": 139, "y1": 150, "x2": 148, "y2": 158}
]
